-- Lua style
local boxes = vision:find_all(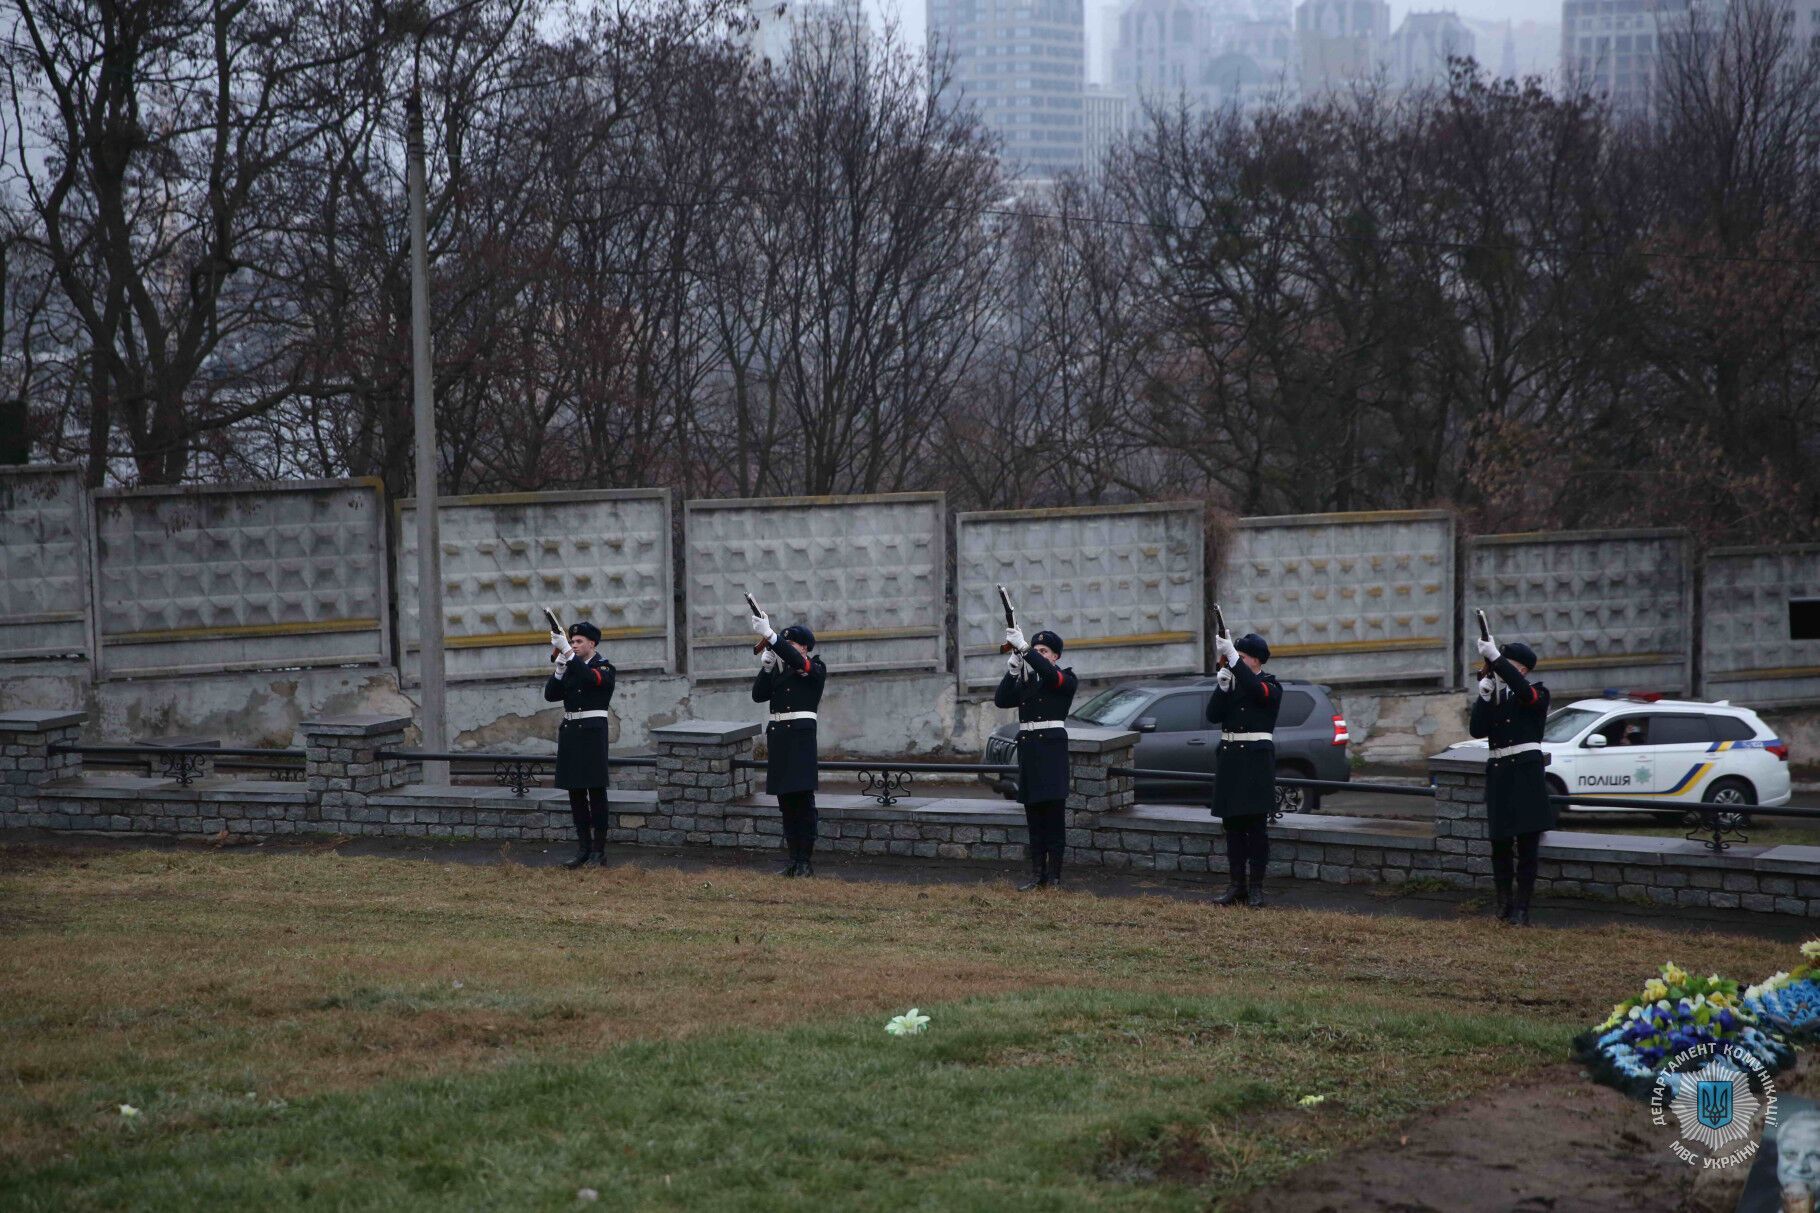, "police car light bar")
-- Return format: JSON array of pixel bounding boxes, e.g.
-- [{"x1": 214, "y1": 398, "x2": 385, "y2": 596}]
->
[{"x1": 1600, "y1": 689, "x2": 1664, "y2": 702}]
